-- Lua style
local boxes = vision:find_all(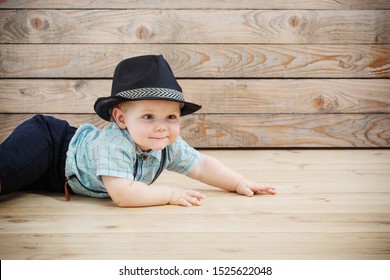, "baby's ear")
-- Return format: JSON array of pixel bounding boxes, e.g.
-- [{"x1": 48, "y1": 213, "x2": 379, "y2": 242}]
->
[{"x1": 111, "y1": 106, "x2": 127, "y2": 129}]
